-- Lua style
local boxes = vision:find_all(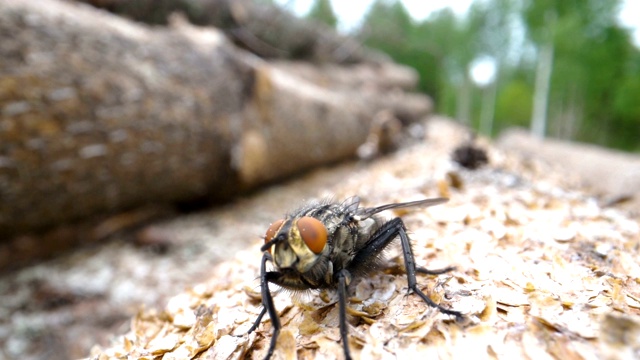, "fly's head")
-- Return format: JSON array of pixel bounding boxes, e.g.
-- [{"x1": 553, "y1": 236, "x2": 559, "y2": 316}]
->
[{"x1": 261, "y1": 216, "x2": 328, "y2": 274}]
